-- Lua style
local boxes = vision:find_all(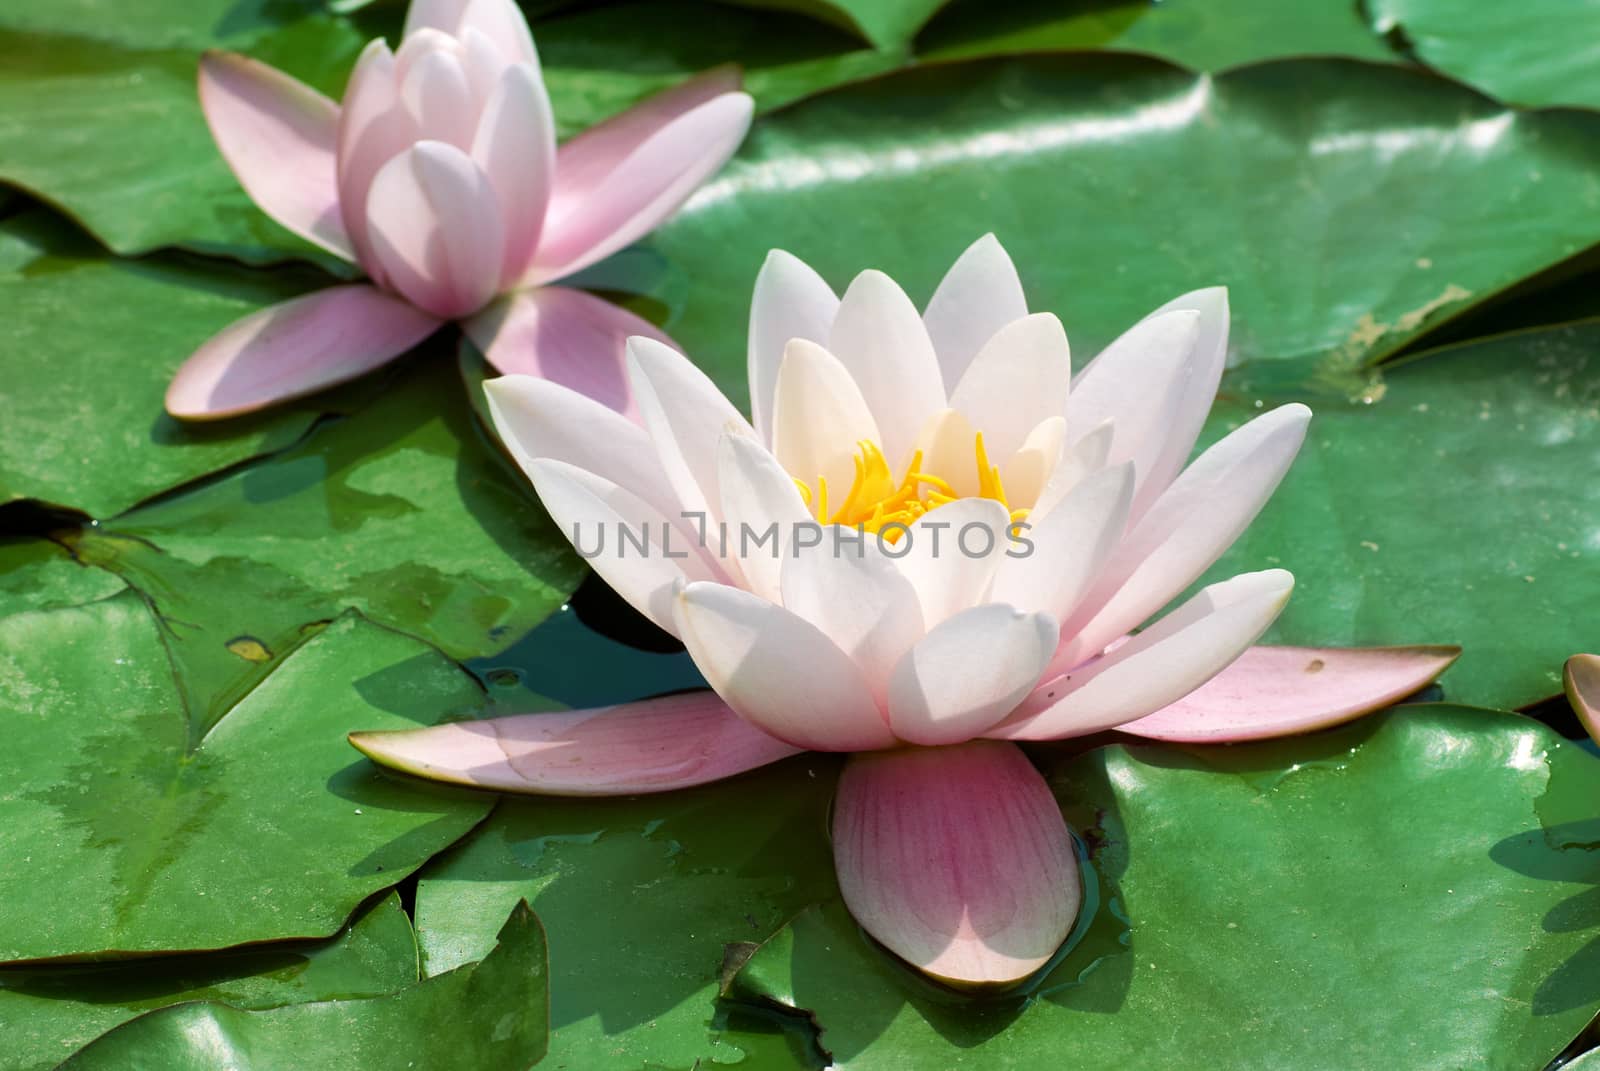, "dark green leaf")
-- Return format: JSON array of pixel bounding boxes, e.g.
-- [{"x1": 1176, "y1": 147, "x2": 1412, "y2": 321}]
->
[
  {"x1": 724, "y1": 706, "x2": 1600, "y2": 1069},
  {"x1": 69, "y1": 355, "x2": 584, "y2": 727},
  {"x1": 0, "y1": 893, "x2": 417, "y2": 1071},
  {"x1": 412, "y1": 756, "x2": 839, "y2": 1070},
  {"x1": 711, "y1": 0, "x2": 950, "y2": 49},
  {"x1": 57, "y1": 900, "x2": 548, "y2": 1071},
  {"x1": 0, "y1": 538, "x2": 123, "y2": 618},
  {"x1": 919, "y1": 0, "x2": 1393, "y2": 68},
  {"x1": 0, "y1": 594, "x2": 492, "y2": 960},
  {"x1": 0, "y1": 214, "x2": 331, "y2": 517},
  {"x1": 651, "y1": 55, "x2": 1600, "y2": 396},
  {"x1": 1200, "y1": 321, "x2": 1600, "y2": 710},
  {"x1": 1369, "y1": 0, "x2": 1600, "y2": 109}
]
